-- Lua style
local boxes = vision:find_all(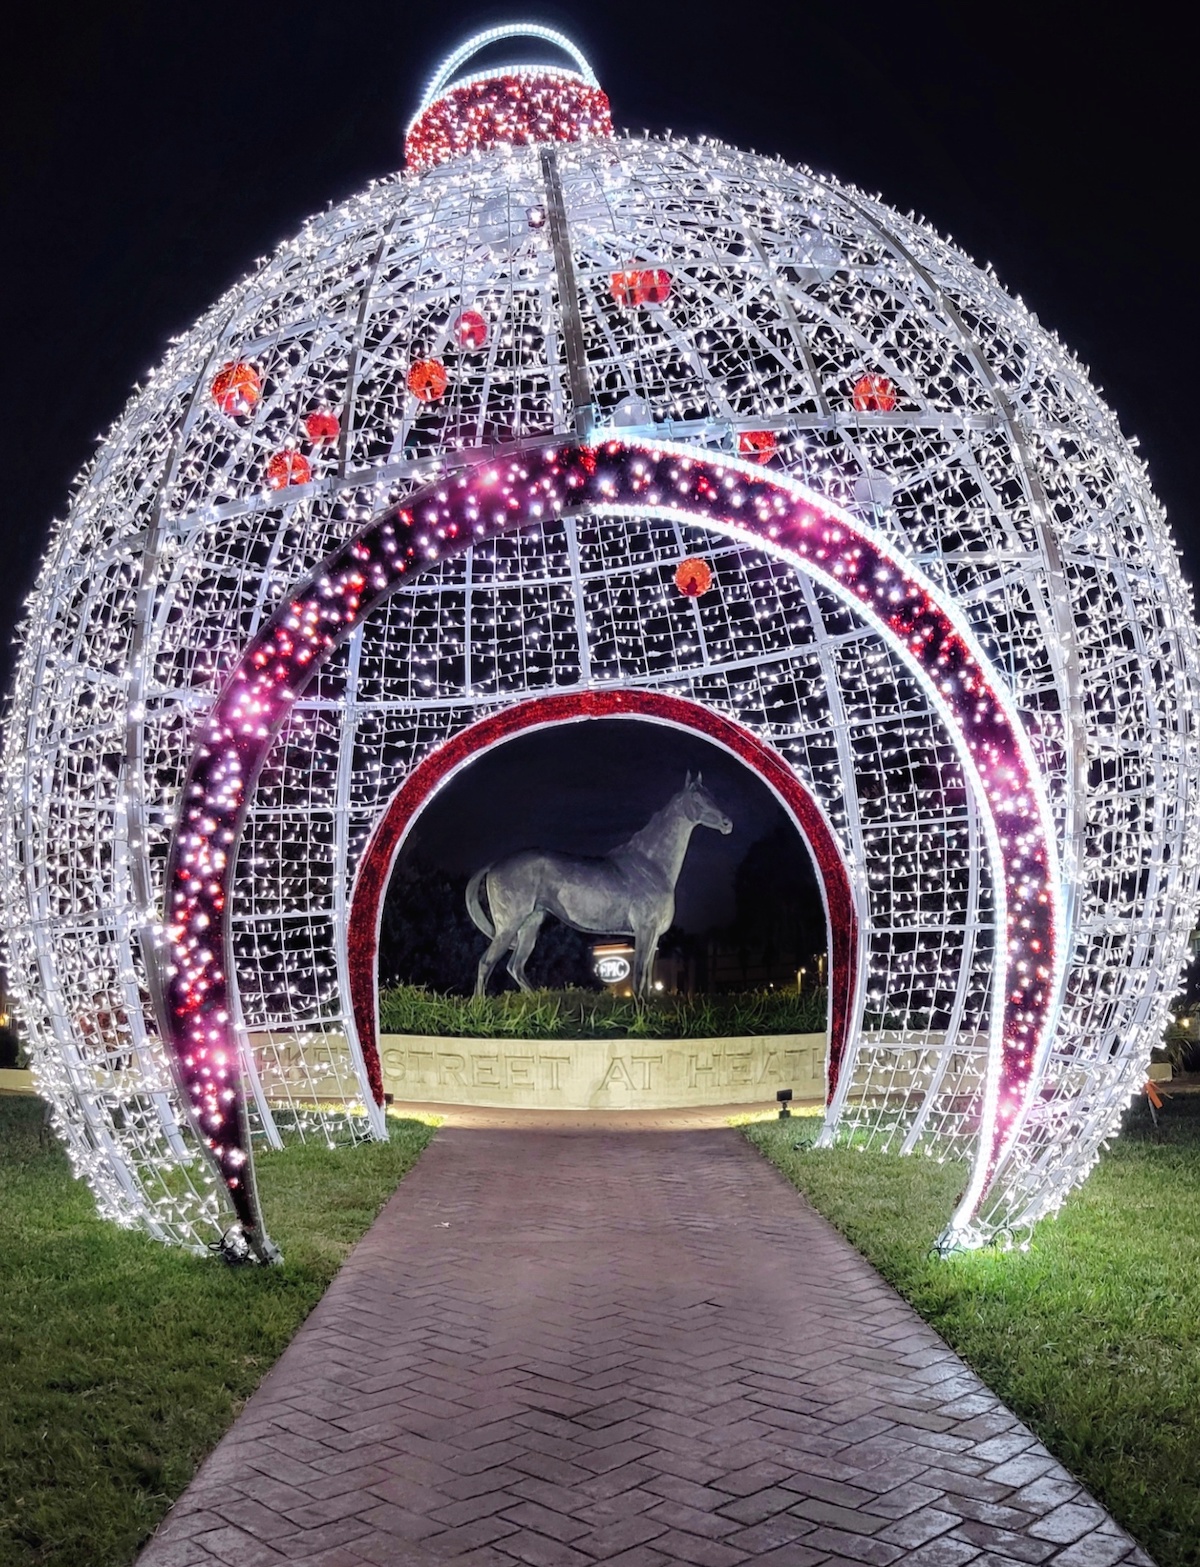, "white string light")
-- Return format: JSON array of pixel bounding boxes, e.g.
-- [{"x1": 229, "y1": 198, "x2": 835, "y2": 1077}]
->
[{"x1": 0, "y1": 33, "x2": 1196, "y2": 1255}]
